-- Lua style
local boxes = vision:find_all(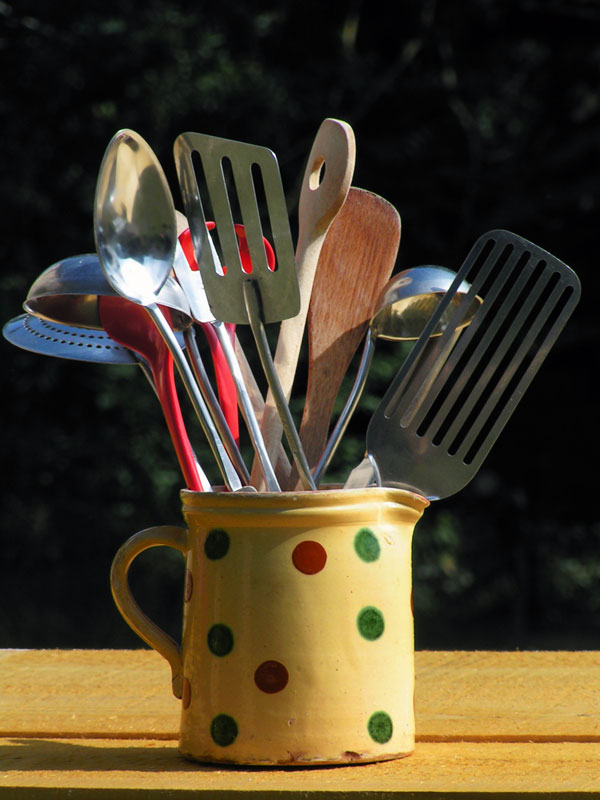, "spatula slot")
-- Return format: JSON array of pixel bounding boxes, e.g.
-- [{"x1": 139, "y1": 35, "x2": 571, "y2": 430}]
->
[
  {"x1": 174, "y1": 131, "x2": 298, "y2": 325},
  {"x1": 428, "y1": 265, "x2": 571, "y2": 466},
  {"x1": 418, "y1": 253, "x2": 556, "y2": 451}
]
